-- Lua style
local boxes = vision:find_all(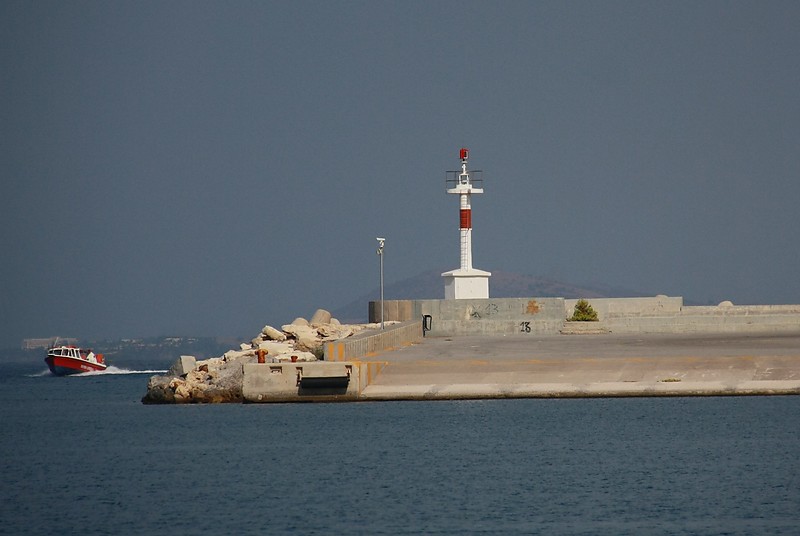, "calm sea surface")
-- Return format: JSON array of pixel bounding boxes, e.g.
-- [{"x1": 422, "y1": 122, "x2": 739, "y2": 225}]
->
[{"x1": 1, "y1": 361, "x2": 798, "y2": 535}]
